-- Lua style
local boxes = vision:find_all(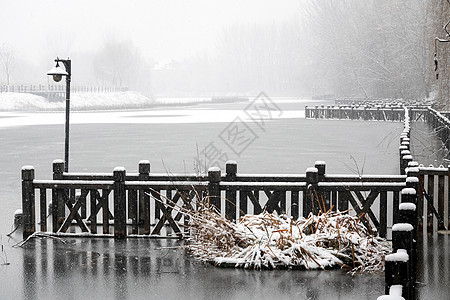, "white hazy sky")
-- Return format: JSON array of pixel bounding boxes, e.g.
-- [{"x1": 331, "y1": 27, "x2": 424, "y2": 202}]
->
[{"x1": 0, "y1": 0, "x2": 301, "y2": 64}]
